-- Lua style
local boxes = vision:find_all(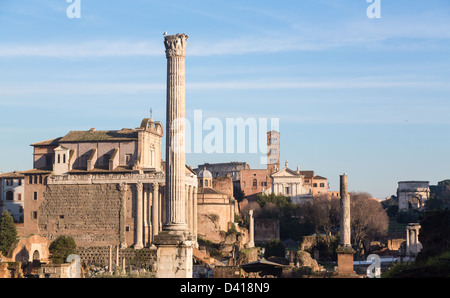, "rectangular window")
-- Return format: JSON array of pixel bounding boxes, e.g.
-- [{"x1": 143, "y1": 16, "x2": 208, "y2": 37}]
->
[
  {"x1": 18, "y1": 194, "x2": 22, "y2": 201},
  {"x1": 313, "y1": 183, "x2": 318, "y2": 187},
  {"x1": 34, "y1": 192, "x2": 38, "y2": 200},
  {"x1": 32, "y1": 211, "x2": 38, "y2": 219},
  {"x1": 29, "y1": 176, "x2": 33, "y2": 184},
  {"x1": 320, "y1": 183, "x2": 325, "y2": 187}
]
